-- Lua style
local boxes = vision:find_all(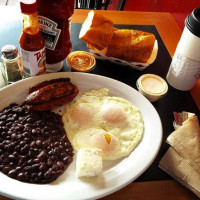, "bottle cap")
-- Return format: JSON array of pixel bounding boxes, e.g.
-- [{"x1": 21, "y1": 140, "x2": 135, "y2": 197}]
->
[
  {"x1": 20, "y1": 0, "x2": 38, "y2": 14},
  {"x1": 185, "y1": 7, "x2": 200, "y2": 38},
  {"x1": 1, "y1": 45, "x2": 18, "y2": 59}
]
